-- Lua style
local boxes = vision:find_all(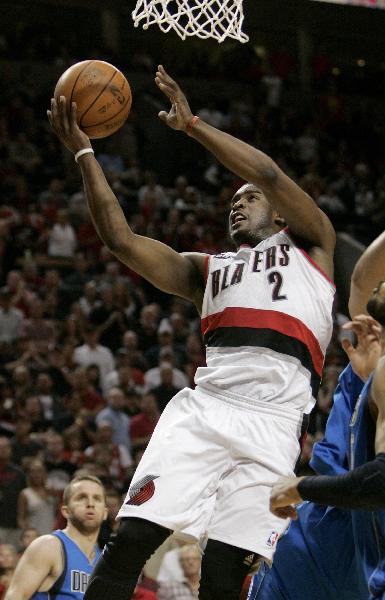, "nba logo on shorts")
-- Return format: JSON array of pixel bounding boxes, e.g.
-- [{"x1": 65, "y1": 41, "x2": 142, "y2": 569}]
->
[{"x1": 266, "y1": 531, "x2": 279, "y2": 548}]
